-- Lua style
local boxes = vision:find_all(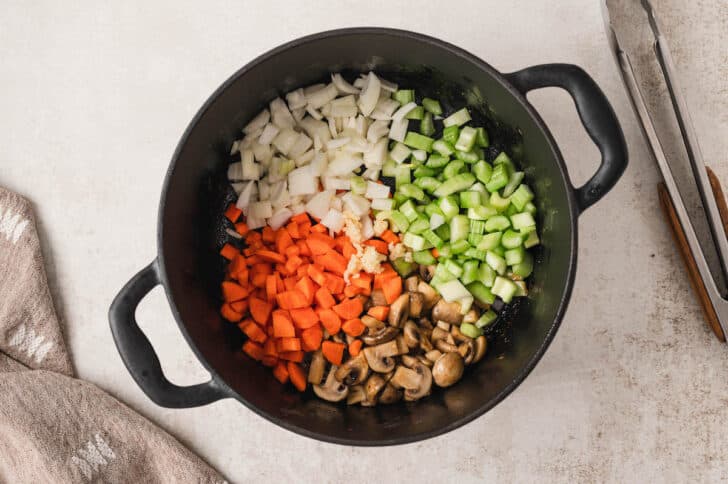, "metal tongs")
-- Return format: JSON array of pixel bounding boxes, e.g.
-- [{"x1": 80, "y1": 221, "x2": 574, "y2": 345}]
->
[{"x1": 602, "y1": 0, "x2": 728, "y2": 341}]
